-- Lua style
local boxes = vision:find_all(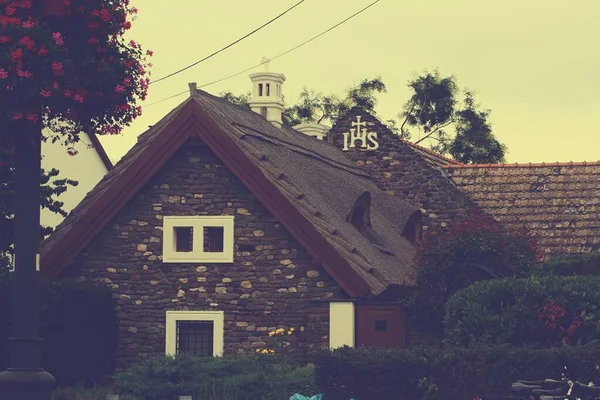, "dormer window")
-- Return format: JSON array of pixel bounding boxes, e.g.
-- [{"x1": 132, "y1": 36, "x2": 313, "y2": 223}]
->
[
  {"x1": 402, "y1": 211, "x2": 423, "y2": 245},
  {"x1": 347, "y1": 192, "x2": 382, "y2": 245}
]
